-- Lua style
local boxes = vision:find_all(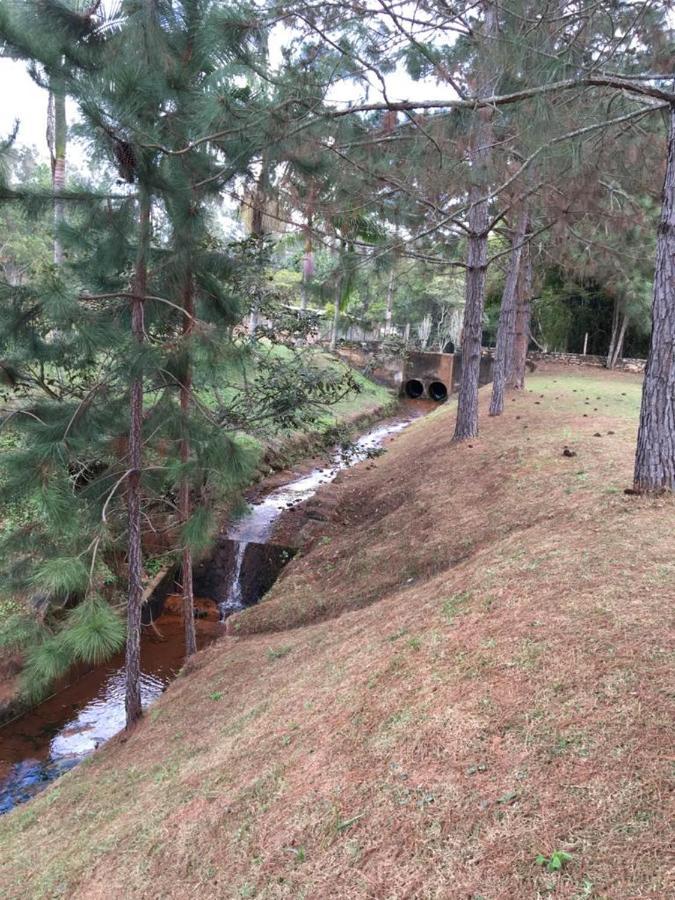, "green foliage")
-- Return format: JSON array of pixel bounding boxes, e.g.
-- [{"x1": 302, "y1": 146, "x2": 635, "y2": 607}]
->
[
  {"x1": 182, "y1": 506, "x2": 216, "y2": 557},
  {"x1": 0, "y1": 609, "x2": 43, "y2": 653},
  {"x1": 0, "y1": 149, "x2": 53, "y2": 282},
  {"x1": 31, "y1": 557, "x2": 89, "y2": 600},
  {"x1": 534, "y1": 286, "x2": 574, "y2": 352},
  {"x1": 535, "y1": 850, "x2": 573, "y2": 872},
  {"x1": 21, "y1": 633, "x2": 72, "y2": 701},
  {"x1": 0, "y1": 0, "x2": 374, "y2": 703},
  {"x1": 61, "y1": 597, "x2": 125, "y2": 665},
  {"x1": 18, "y1": 597, "x2": 124, "y2": 700}
]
